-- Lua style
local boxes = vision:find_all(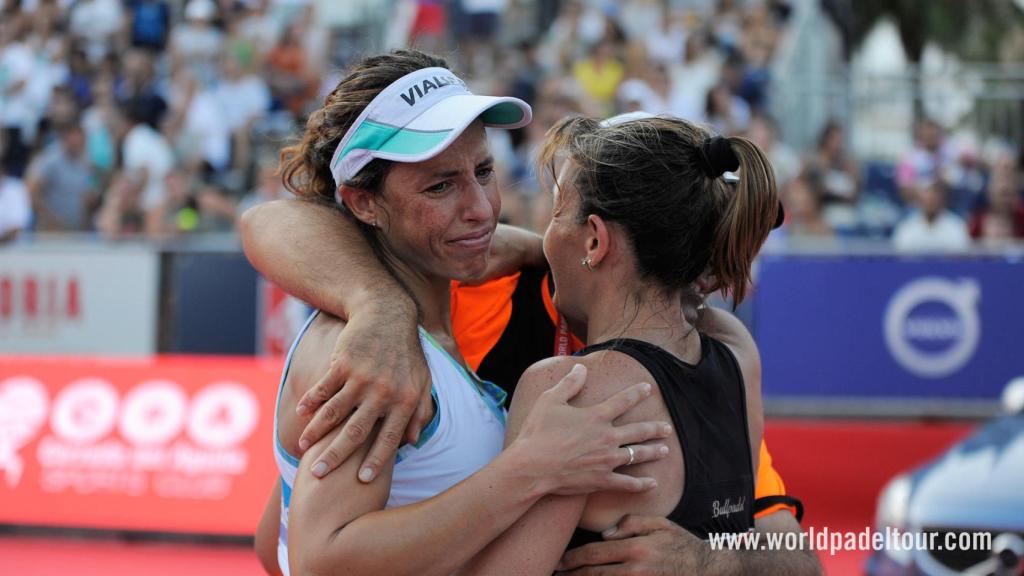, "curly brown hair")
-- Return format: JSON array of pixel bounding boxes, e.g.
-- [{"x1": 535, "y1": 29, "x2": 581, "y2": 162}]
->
[{"x1": 278, "y1": 49, "x2": 450, "y2": 205}]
